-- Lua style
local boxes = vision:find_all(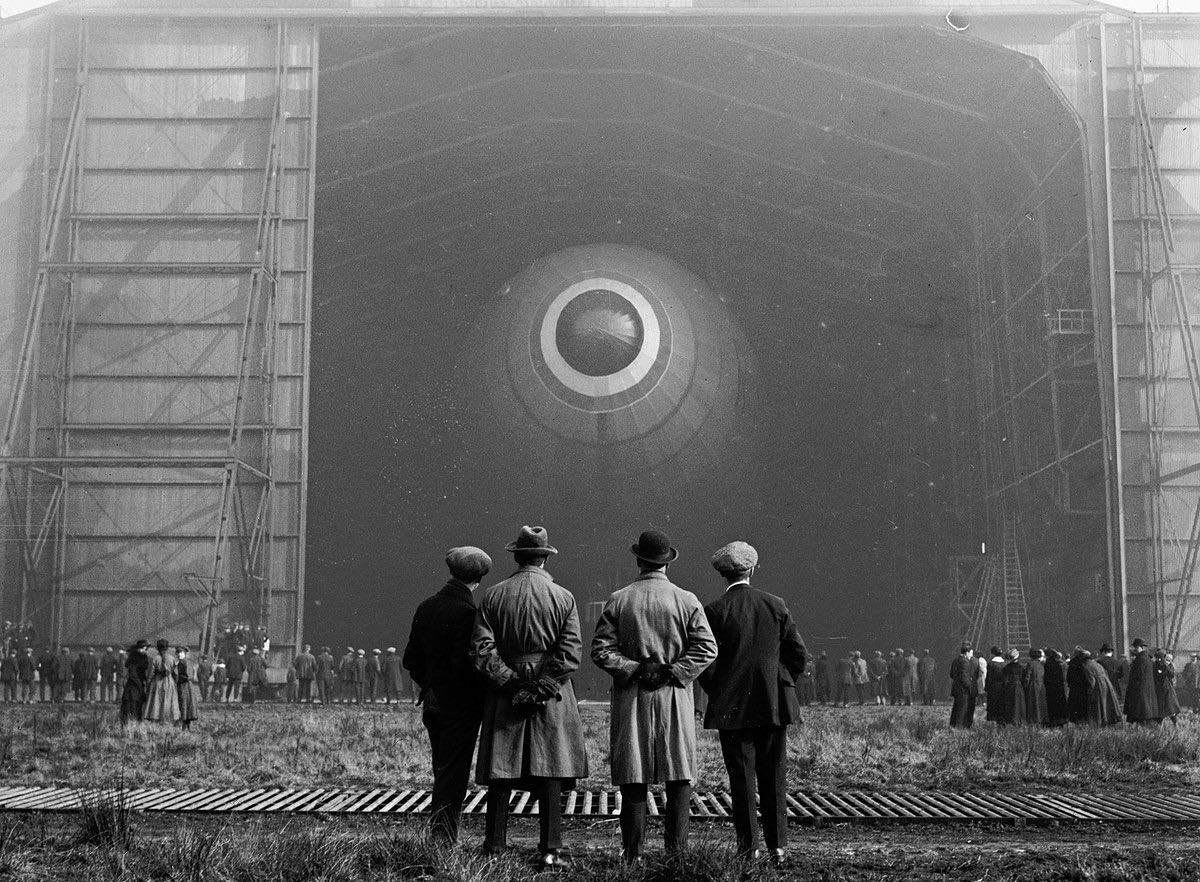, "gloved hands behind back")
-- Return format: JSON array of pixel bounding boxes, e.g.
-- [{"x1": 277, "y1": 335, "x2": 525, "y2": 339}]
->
[{"x1": 636, "y1": 661, "x2": 675, "y2": 690}]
